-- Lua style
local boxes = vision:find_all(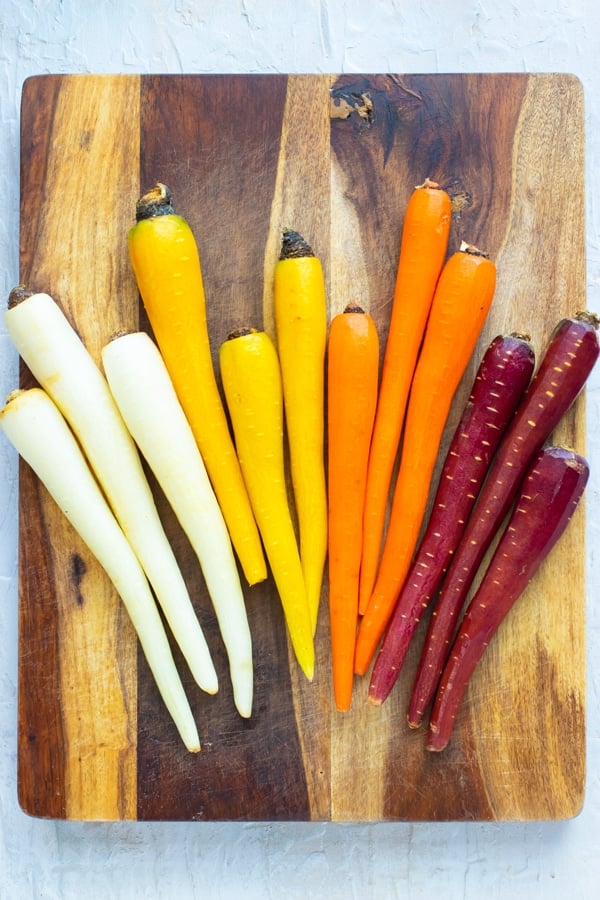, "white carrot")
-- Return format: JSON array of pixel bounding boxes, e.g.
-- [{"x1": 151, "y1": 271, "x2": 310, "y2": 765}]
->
[
  {"x1": 0, "y1": 387, "x2": 200, "y2": 752},
  {"x1": 4, "y1": 289, "x2": 217, "y2": 696},
  {"x1": 102, "y1": 331, "x2": 254, "y2": 718}
]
